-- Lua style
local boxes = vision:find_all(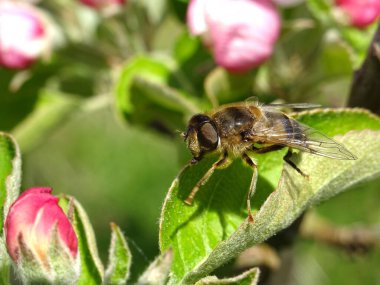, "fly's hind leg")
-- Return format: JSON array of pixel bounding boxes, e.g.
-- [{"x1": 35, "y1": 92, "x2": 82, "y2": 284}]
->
[
  {"x1": 284, "y1": 149, "x2": 309, "y2": 178},
  {"x1": 242, "y1": 153, "x2": 258, "y2": 223},
  {"x1": 185, "y1": 152, "x2": 230, "y2": 205},
  {"x1": 251, "y1": 145, "x2": 308, "y2": 178}
]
